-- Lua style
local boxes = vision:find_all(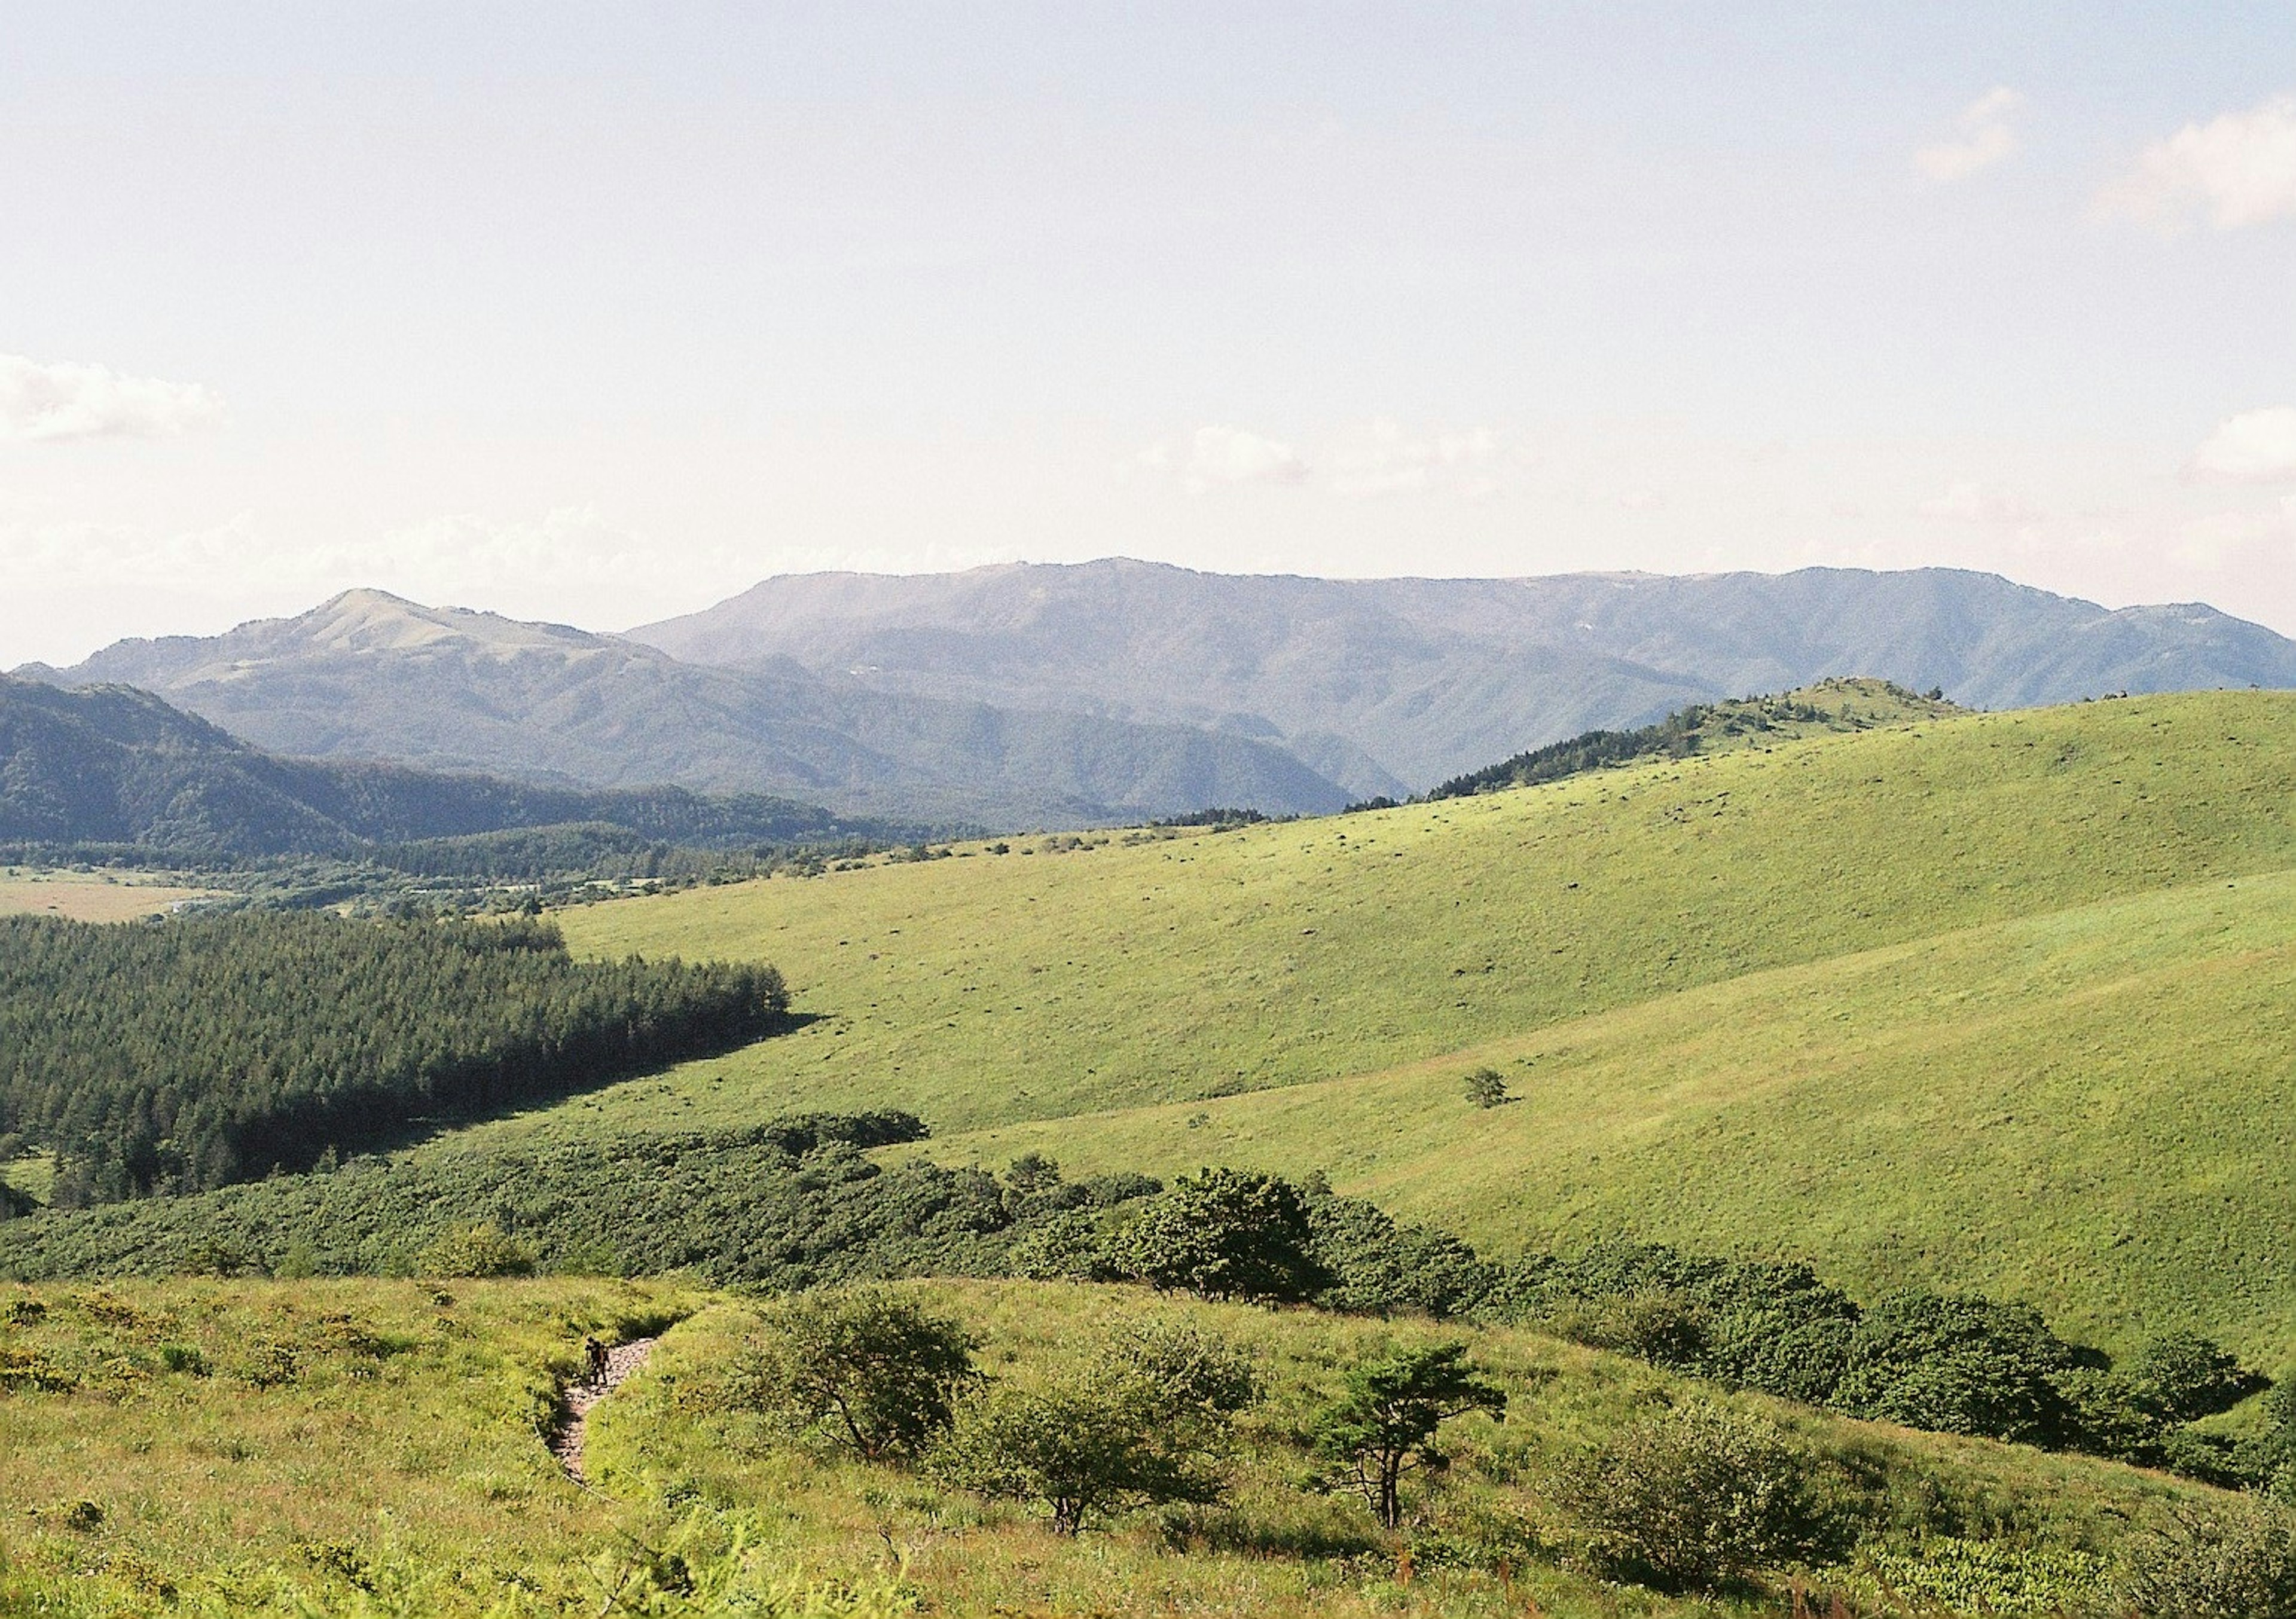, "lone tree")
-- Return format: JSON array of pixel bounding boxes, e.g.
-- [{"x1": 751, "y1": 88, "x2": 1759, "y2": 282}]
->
[
  {"x1": 1115, "y1": 1168, "x2": 1325, "y2": 1303},
  {"x1": 1462, "y1": 1067, "x2": 1510, "y2": 1109},
  {"x1": 1311, "y1": 1342, "x2": 1506, "y2": 1529},
  {"x1": 737, "y1": 1285, "x2": 978, "y2": 1461},
  {"x1": 933, "y1": 1318, "x2": 1257, "y2": 1534}
]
